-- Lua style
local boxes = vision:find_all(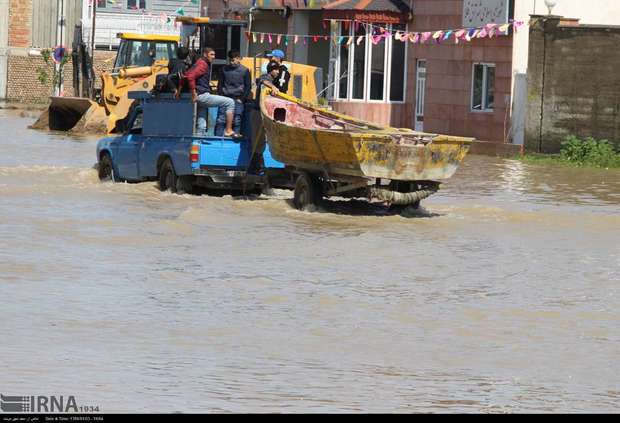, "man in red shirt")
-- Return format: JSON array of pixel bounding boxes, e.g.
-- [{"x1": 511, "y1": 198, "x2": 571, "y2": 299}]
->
[{"x1": 180, "y1": 48, "x2": 240, "y2": 138}]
